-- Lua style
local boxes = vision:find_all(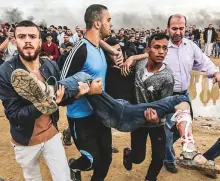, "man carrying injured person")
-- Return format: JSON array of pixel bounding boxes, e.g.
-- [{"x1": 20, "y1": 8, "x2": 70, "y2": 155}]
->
[{"x1": 10, "y1": 45, "x2": 220, "y2": 177}]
